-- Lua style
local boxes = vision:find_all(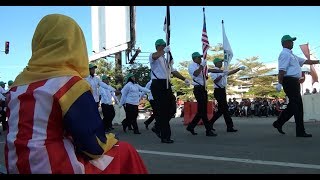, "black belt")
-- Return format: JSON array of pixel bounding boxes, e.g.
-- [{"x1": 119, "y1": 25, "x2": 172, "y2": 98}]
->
[{"x1": 284, "y1": 76, "x2": 299, "y2": 80}]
